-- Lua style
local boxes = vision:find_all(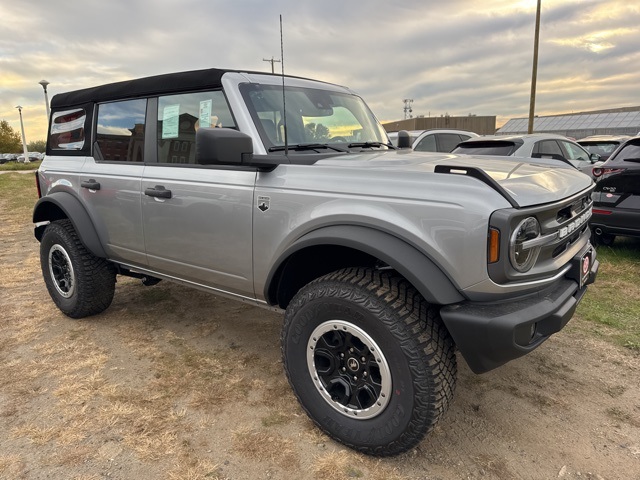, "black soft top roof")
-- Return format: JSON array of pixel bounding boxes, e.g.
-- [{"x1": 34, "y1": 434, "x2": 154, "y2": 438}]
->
[{"x1": 51, "y1": 68, "x2": 264, "y2": 109}]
